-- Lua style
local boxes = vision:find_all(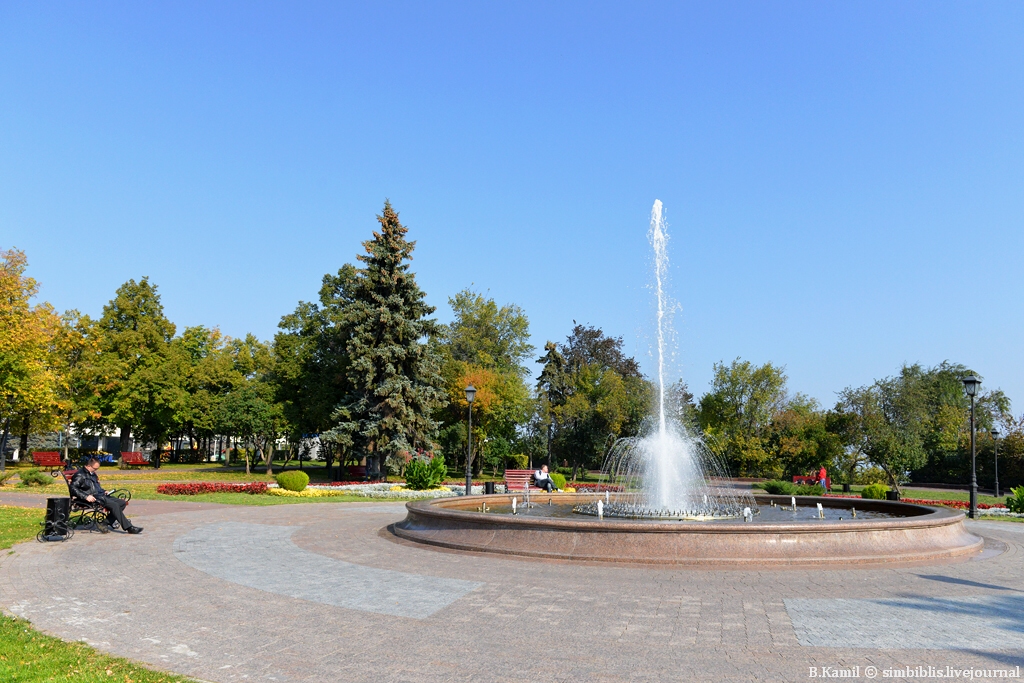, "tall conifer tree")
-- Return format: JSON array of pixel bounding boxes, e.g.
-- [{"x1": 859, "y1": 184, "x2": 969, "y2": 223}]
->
[{"x1": 328, "y1": 201, "x2": 446, "y2": 476}]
